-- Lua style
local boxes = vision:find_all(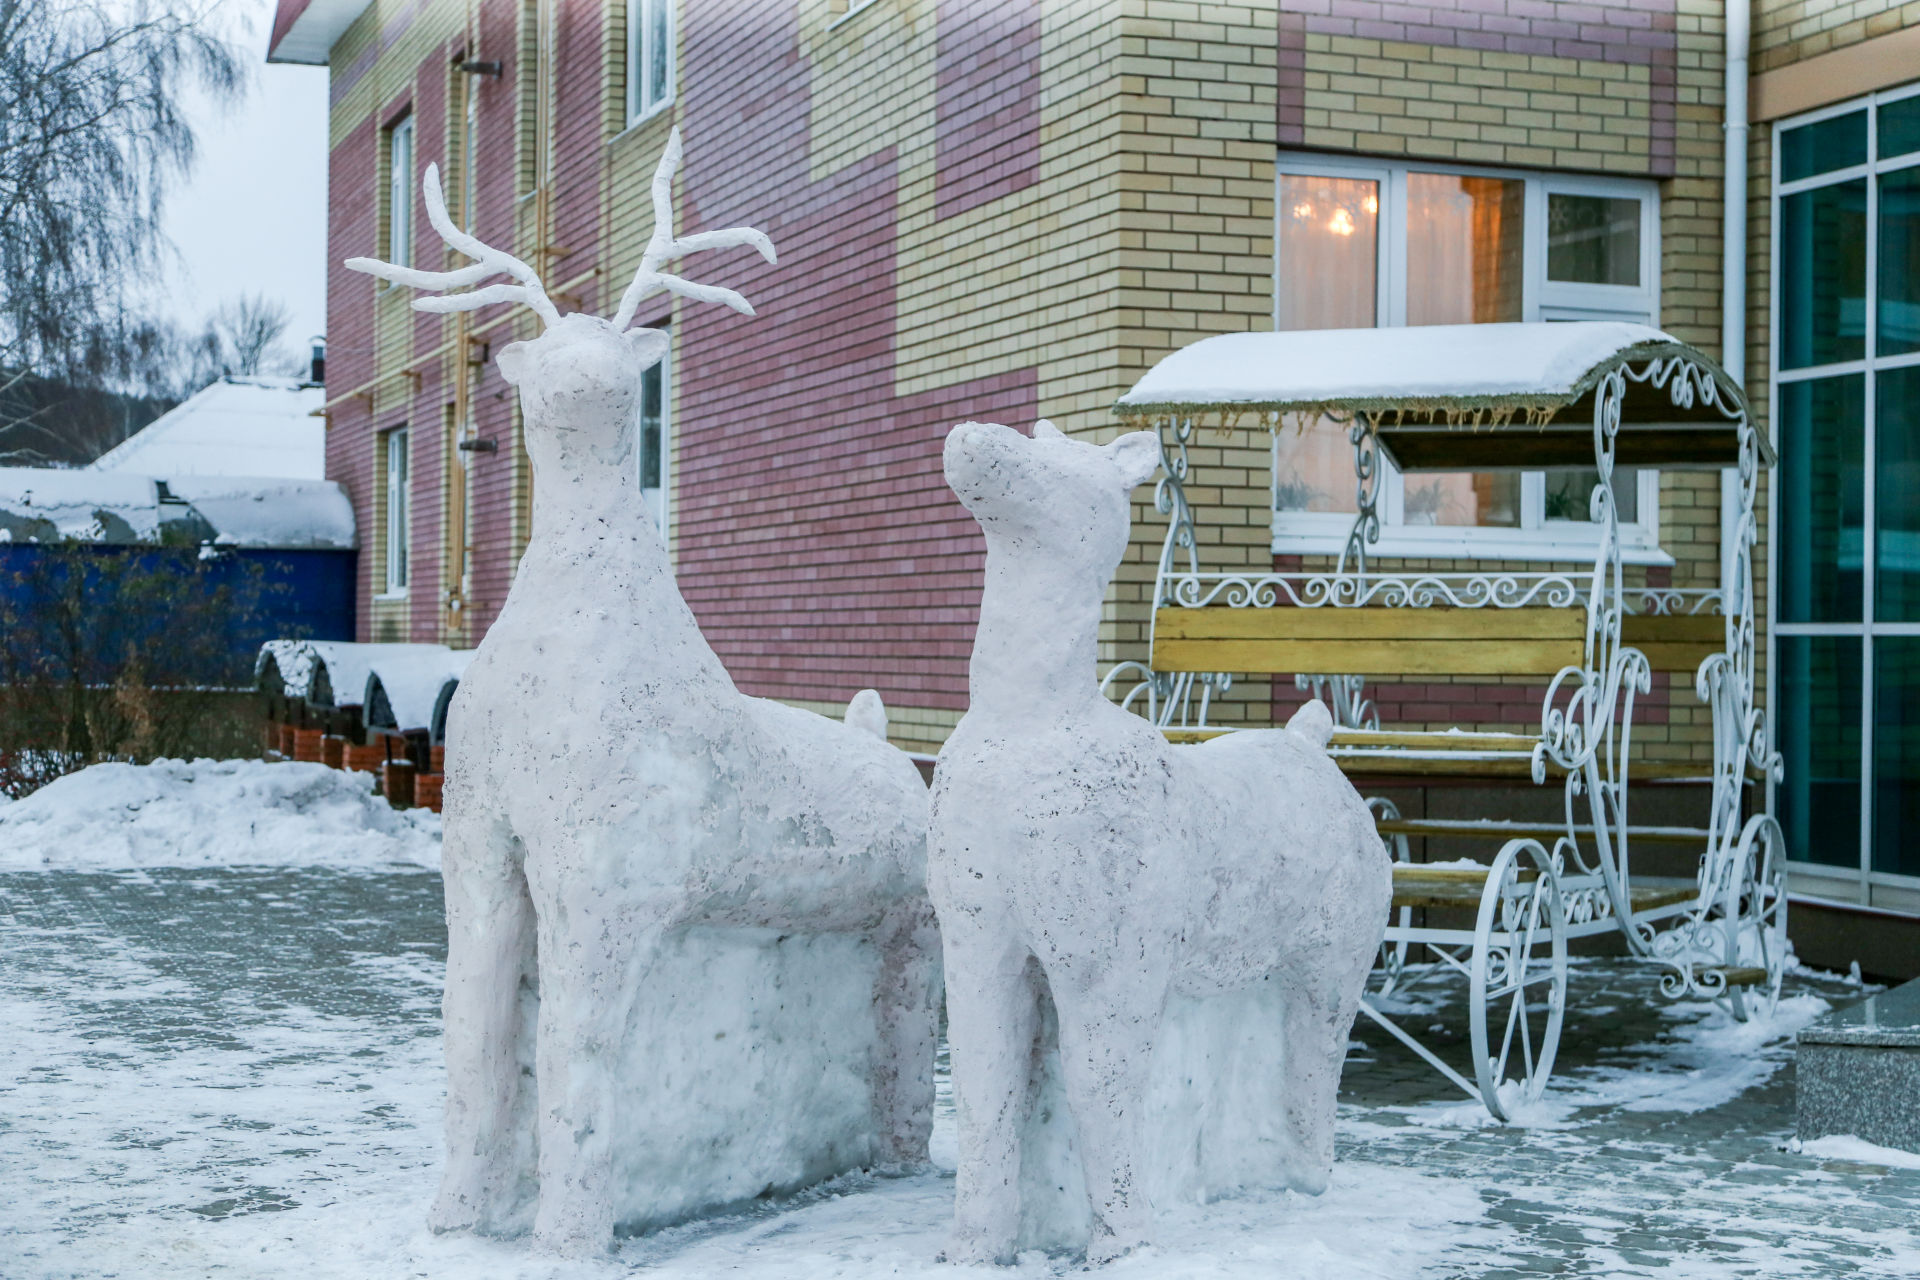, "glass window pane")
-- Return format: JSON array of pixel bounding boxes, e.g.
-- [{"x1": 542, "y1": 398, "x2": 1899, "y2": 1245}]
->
[
  {"x1": 1879, "y1": 167, "x2": 1920, "y2": 356},
  {"x1": 638, "y1": 362, "x2": 664, "y2": 491},
  {"x1": 1405, "y1": 173, "x2": 1525, "y2": 325},
  {"x1": 1546, "y1": 194, "x2": 1641, "y2": 286},
  {"x1": 1877, "y1": 366, "x2": 1920, "y2": 621},
  {"x1": 1875, "y1": 638, "x2": 1920, "y2": 876},
  {"x1": 1544, "y1": 468, "x2": 1638, "y2": 524},
  {"x1": 1273, "y1": 417, "x2": 1359, "y2": 515},
  {"x1": 1878, "y1": 94, "x2": 1920, "y2": 161},
  {"x1": 647, "y1": 0, "x2": 670, "y2": 107},
  {"x1": 1780, "y1": 179, "x2": 1867, "y2": 369},
  {"x1": 1401, "y1": 473, "x2": 1520, "y2": 527},
  {"x1": 1781, "y1": 110, "x2": 1867, "y2": 182},
  {"x1": 1778, "y1": 375, "x2": 1865, "y2": 623},
  {"x1": 1277, "y1": 175, "x2": 1378, "y2": 330},
  {"x1": 1778, "y1": 634, "x2": 1863, "y2": 869}
]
